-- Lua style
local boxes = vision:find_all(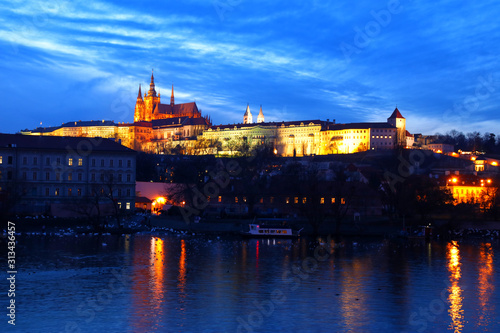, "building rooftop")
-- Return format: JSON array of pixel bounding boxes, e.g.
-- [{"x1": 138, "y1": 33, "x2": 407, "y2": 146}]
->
[{"x1": 0, "y1": 133, "x2": 135, "y2": 153}]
